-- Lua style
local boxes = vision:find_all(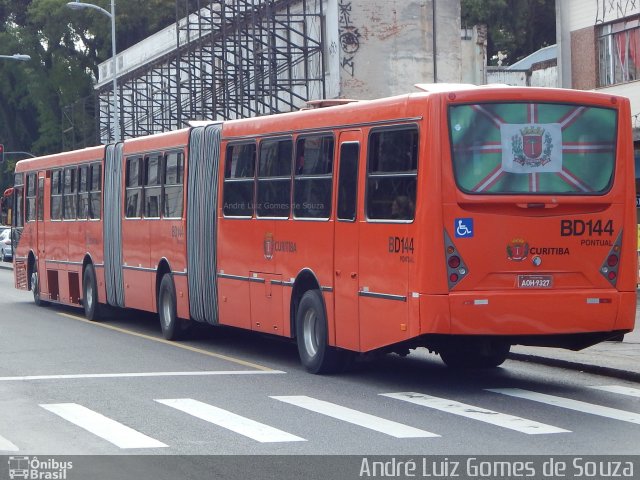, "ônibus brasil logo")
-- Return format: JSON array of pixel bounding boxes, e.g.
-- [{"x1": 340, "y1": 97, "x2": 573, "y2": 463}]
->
[{"x1": 8, "y1": 456, "x2": 73, "y2": 480}]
